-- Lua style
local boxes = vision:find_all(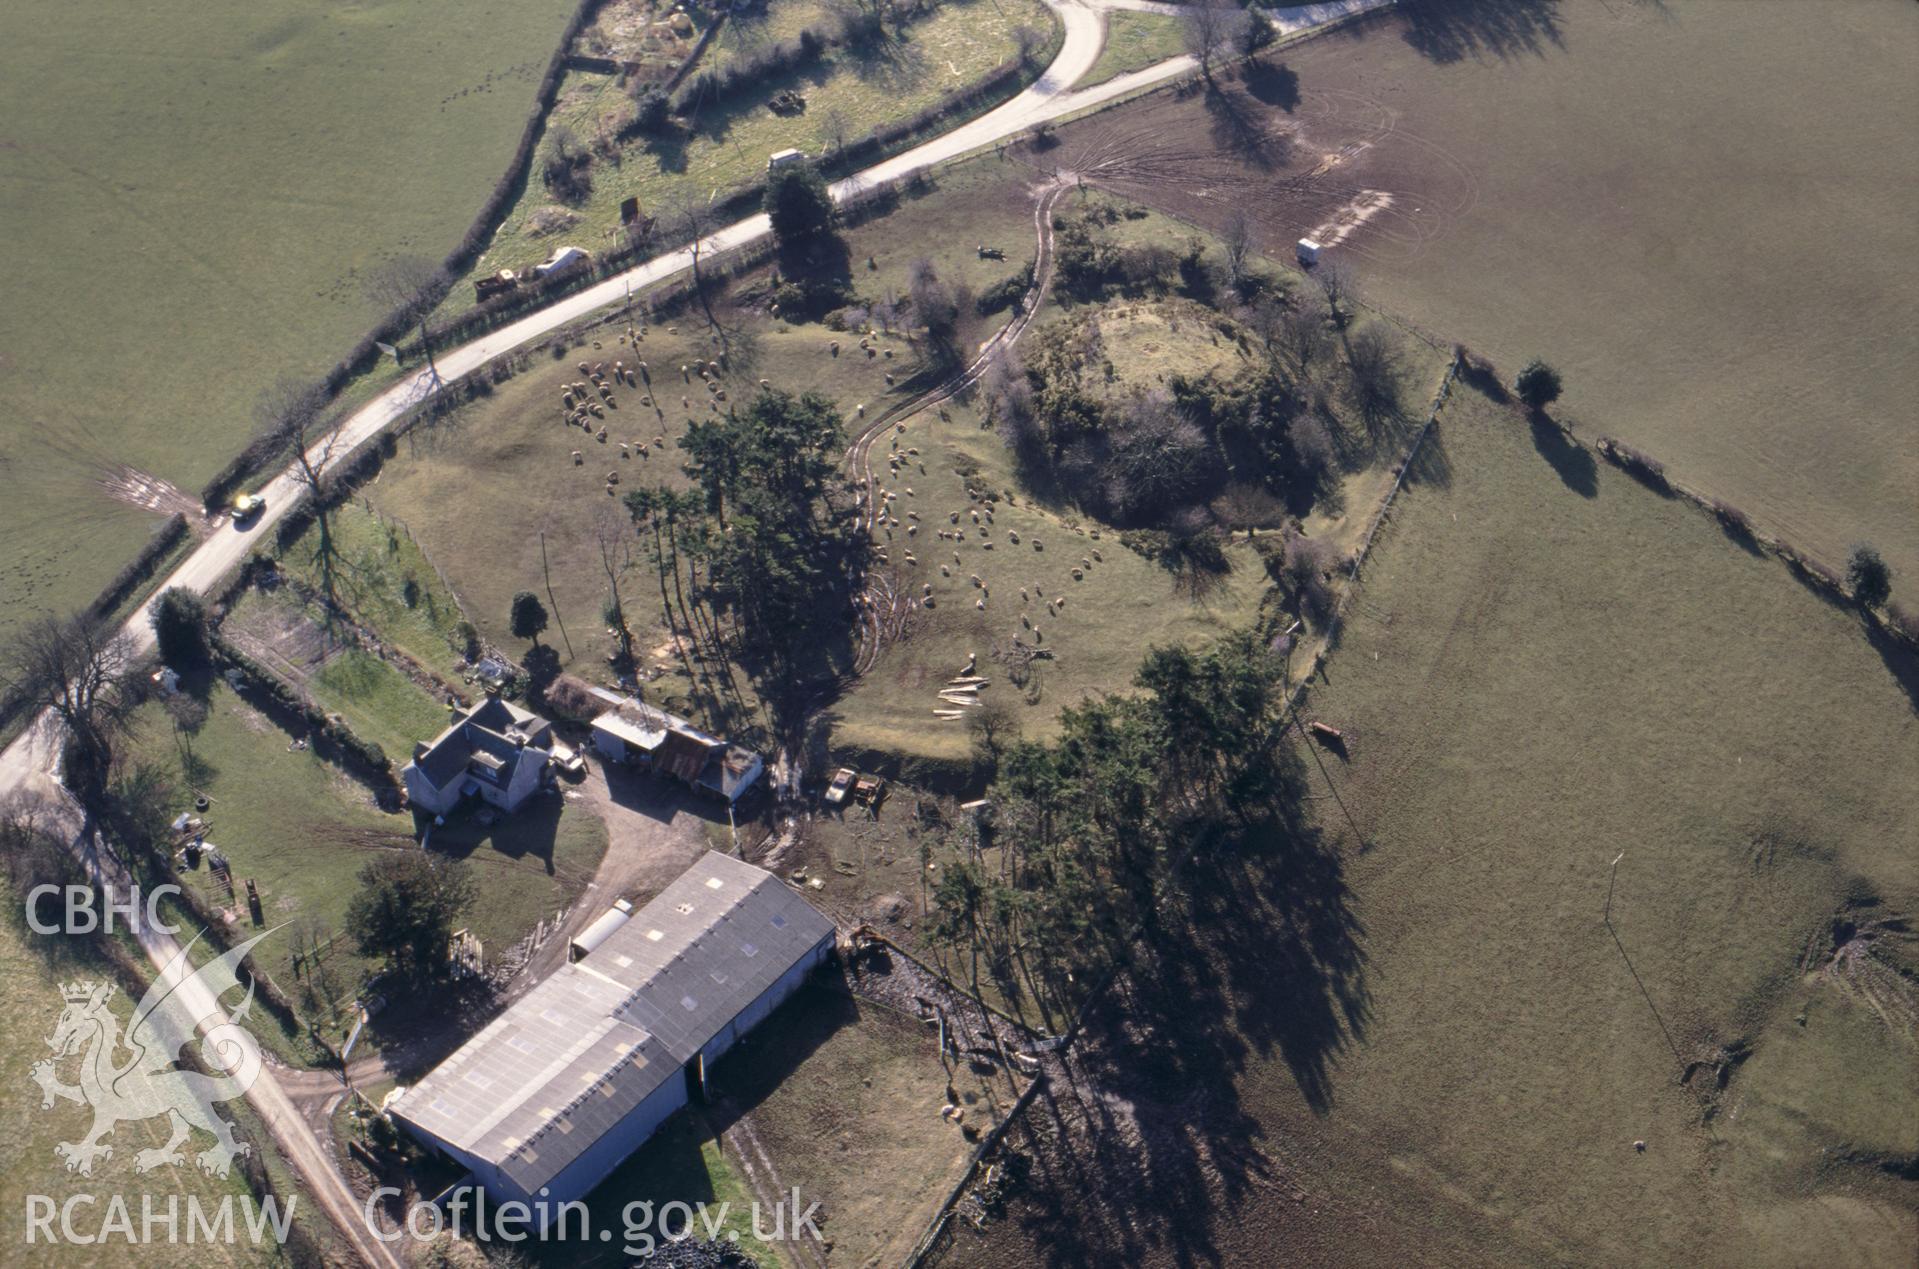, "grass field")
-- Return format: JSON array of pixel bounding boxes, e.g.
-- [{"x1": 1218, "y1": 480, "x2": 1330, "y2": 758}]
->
[
  {"x1": 278, "y1": 500, "x2": 475, "y2": 681},
  {"x1": 1057, "y1": 0, "x2": 1919, "y2": 584},
  {"x1": 0, "y1": 0, "x2": 582, "y2": 649},
  {"x1": 131, "y1": 680, "x2": 605, "y2": 1026},
  {"x1": 366, "y1": 160, "x2": 1046, "y2": 723},
  {"x1": 714, "y1": 985, "x2": 1015, "y2": 1266},
  {"x1": 701, "y1": 0, "x2": 840, "y2": 75},
  {"x1": 462, "y1": 0, "x2": 1053, "y2": 285},
  {"x1": 832, "y1": 387, "x2": 1272, "y2": 762},
  {"x1": 374, "y1": 160, "x2": 1444, "y2": 763},
  {"x1": 307, "y1": 649, "x2": 452, "y2": 767},
  {"x1": 221, "y1": 582, "x2": 456, "y2": 766},
  {"x1": 1077, "y1": 10, "x2": 1187, "y2": 89},
  {"x1": 0, "y1": 900, "x2": 284, "y2": 1266},
  {"x1": 549, "y1": 1106, "x2": 773, "y2": 1264},
  {"x1": 938, "y1": 380, "x2": 1919, "y2": 1266}
]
